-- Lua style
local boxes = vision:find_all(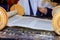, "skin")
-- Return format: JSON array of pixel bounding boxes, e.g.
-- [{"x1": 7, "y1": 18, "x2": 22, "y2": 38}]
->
[{"x1": 38, "y1": 7, "x2": 47, "y2": 15}]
